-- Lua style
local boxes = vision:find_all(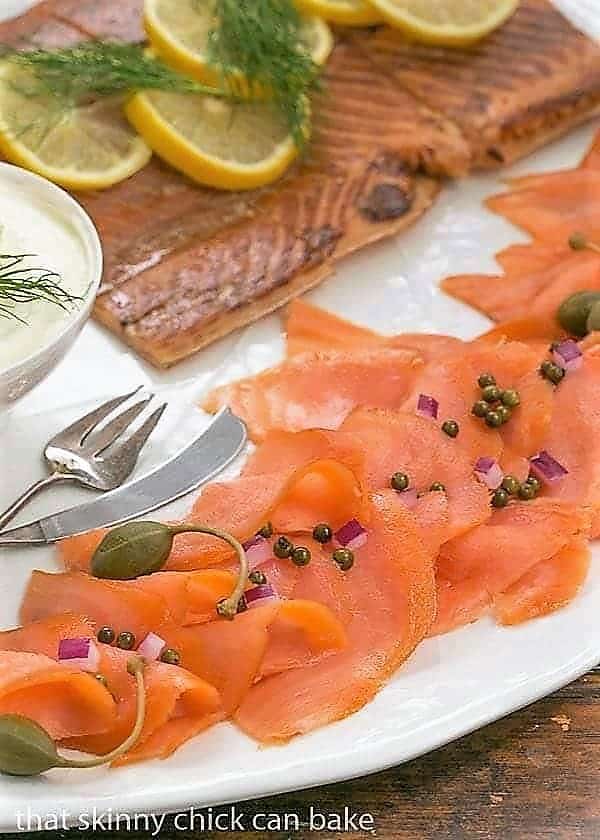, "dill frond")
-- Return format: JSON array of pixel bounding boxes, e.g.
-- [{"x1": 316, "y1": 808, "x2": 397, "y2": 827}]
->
[
  {"x1": 206, "y1": 0, "x2": 320, "y2": 146},
  {"x1": 0, "y1": 253, "x2": 81, "y2": 323}
]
